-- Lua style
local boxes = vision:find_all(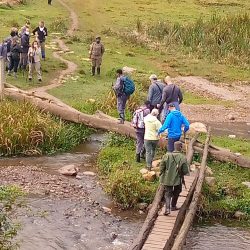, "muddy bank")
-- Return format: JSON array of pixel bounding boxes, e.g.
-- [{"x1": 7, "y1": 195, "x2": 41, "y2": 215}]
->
[{"x1": 0, "y1": 134, "x2": 143, "y2": 250}]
